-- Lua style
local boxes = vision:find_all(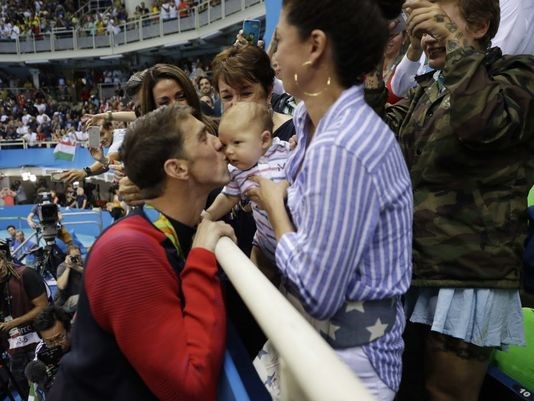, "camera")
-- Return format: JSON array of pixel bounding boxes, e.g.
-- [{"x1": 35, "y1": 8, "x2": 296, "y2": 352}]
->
[
  {"x1": 36, "y1": 193, "x2": 59, "y2": 245},
  {"x1": 70, "y1": 255, "x2": 80, "y2": 264}
]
